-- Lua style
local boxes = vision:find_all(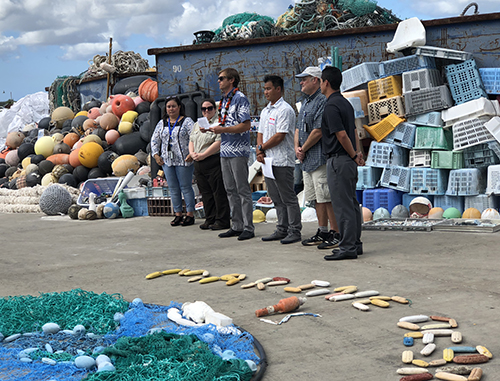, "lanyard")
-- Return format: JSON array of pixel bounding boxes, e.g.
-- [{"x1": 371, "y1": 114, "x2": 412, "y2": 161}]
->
[{"x1": 167, "y1": 115, "x2": 181, "y2": 137}]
